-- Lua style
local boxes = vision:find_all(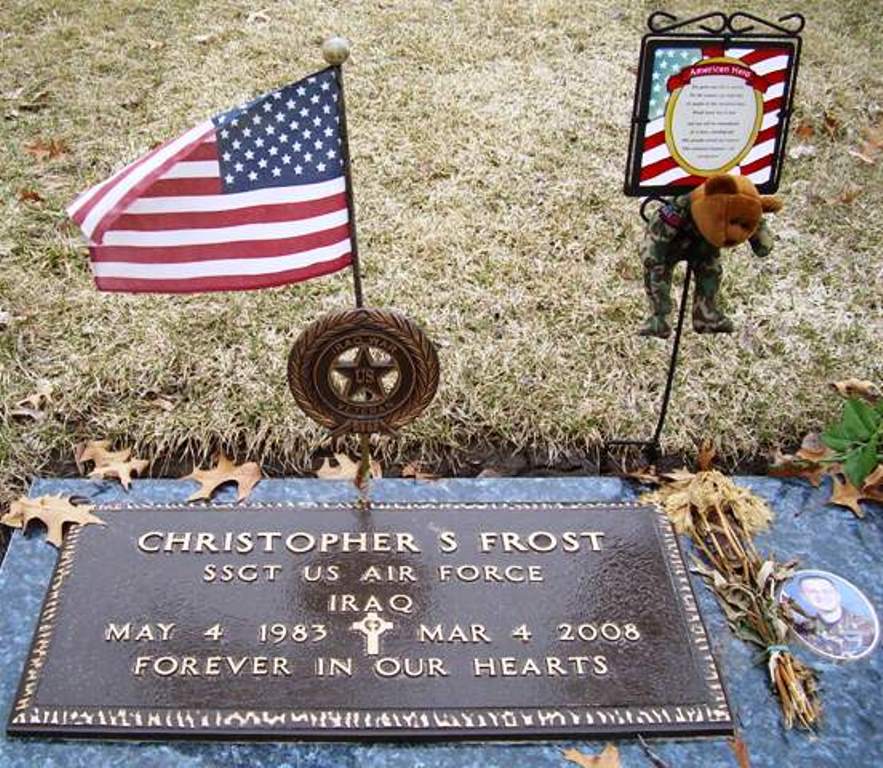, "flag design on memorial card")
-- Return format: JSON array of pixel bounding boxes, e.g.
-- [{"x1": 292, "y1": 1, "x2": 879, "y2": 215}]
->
[
  {"x1": 641, "y1": 45, "x2": 792, "y2": 188},
  {"x1": 67, "y1": 69, "x2": 352, "y2": 292}
]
